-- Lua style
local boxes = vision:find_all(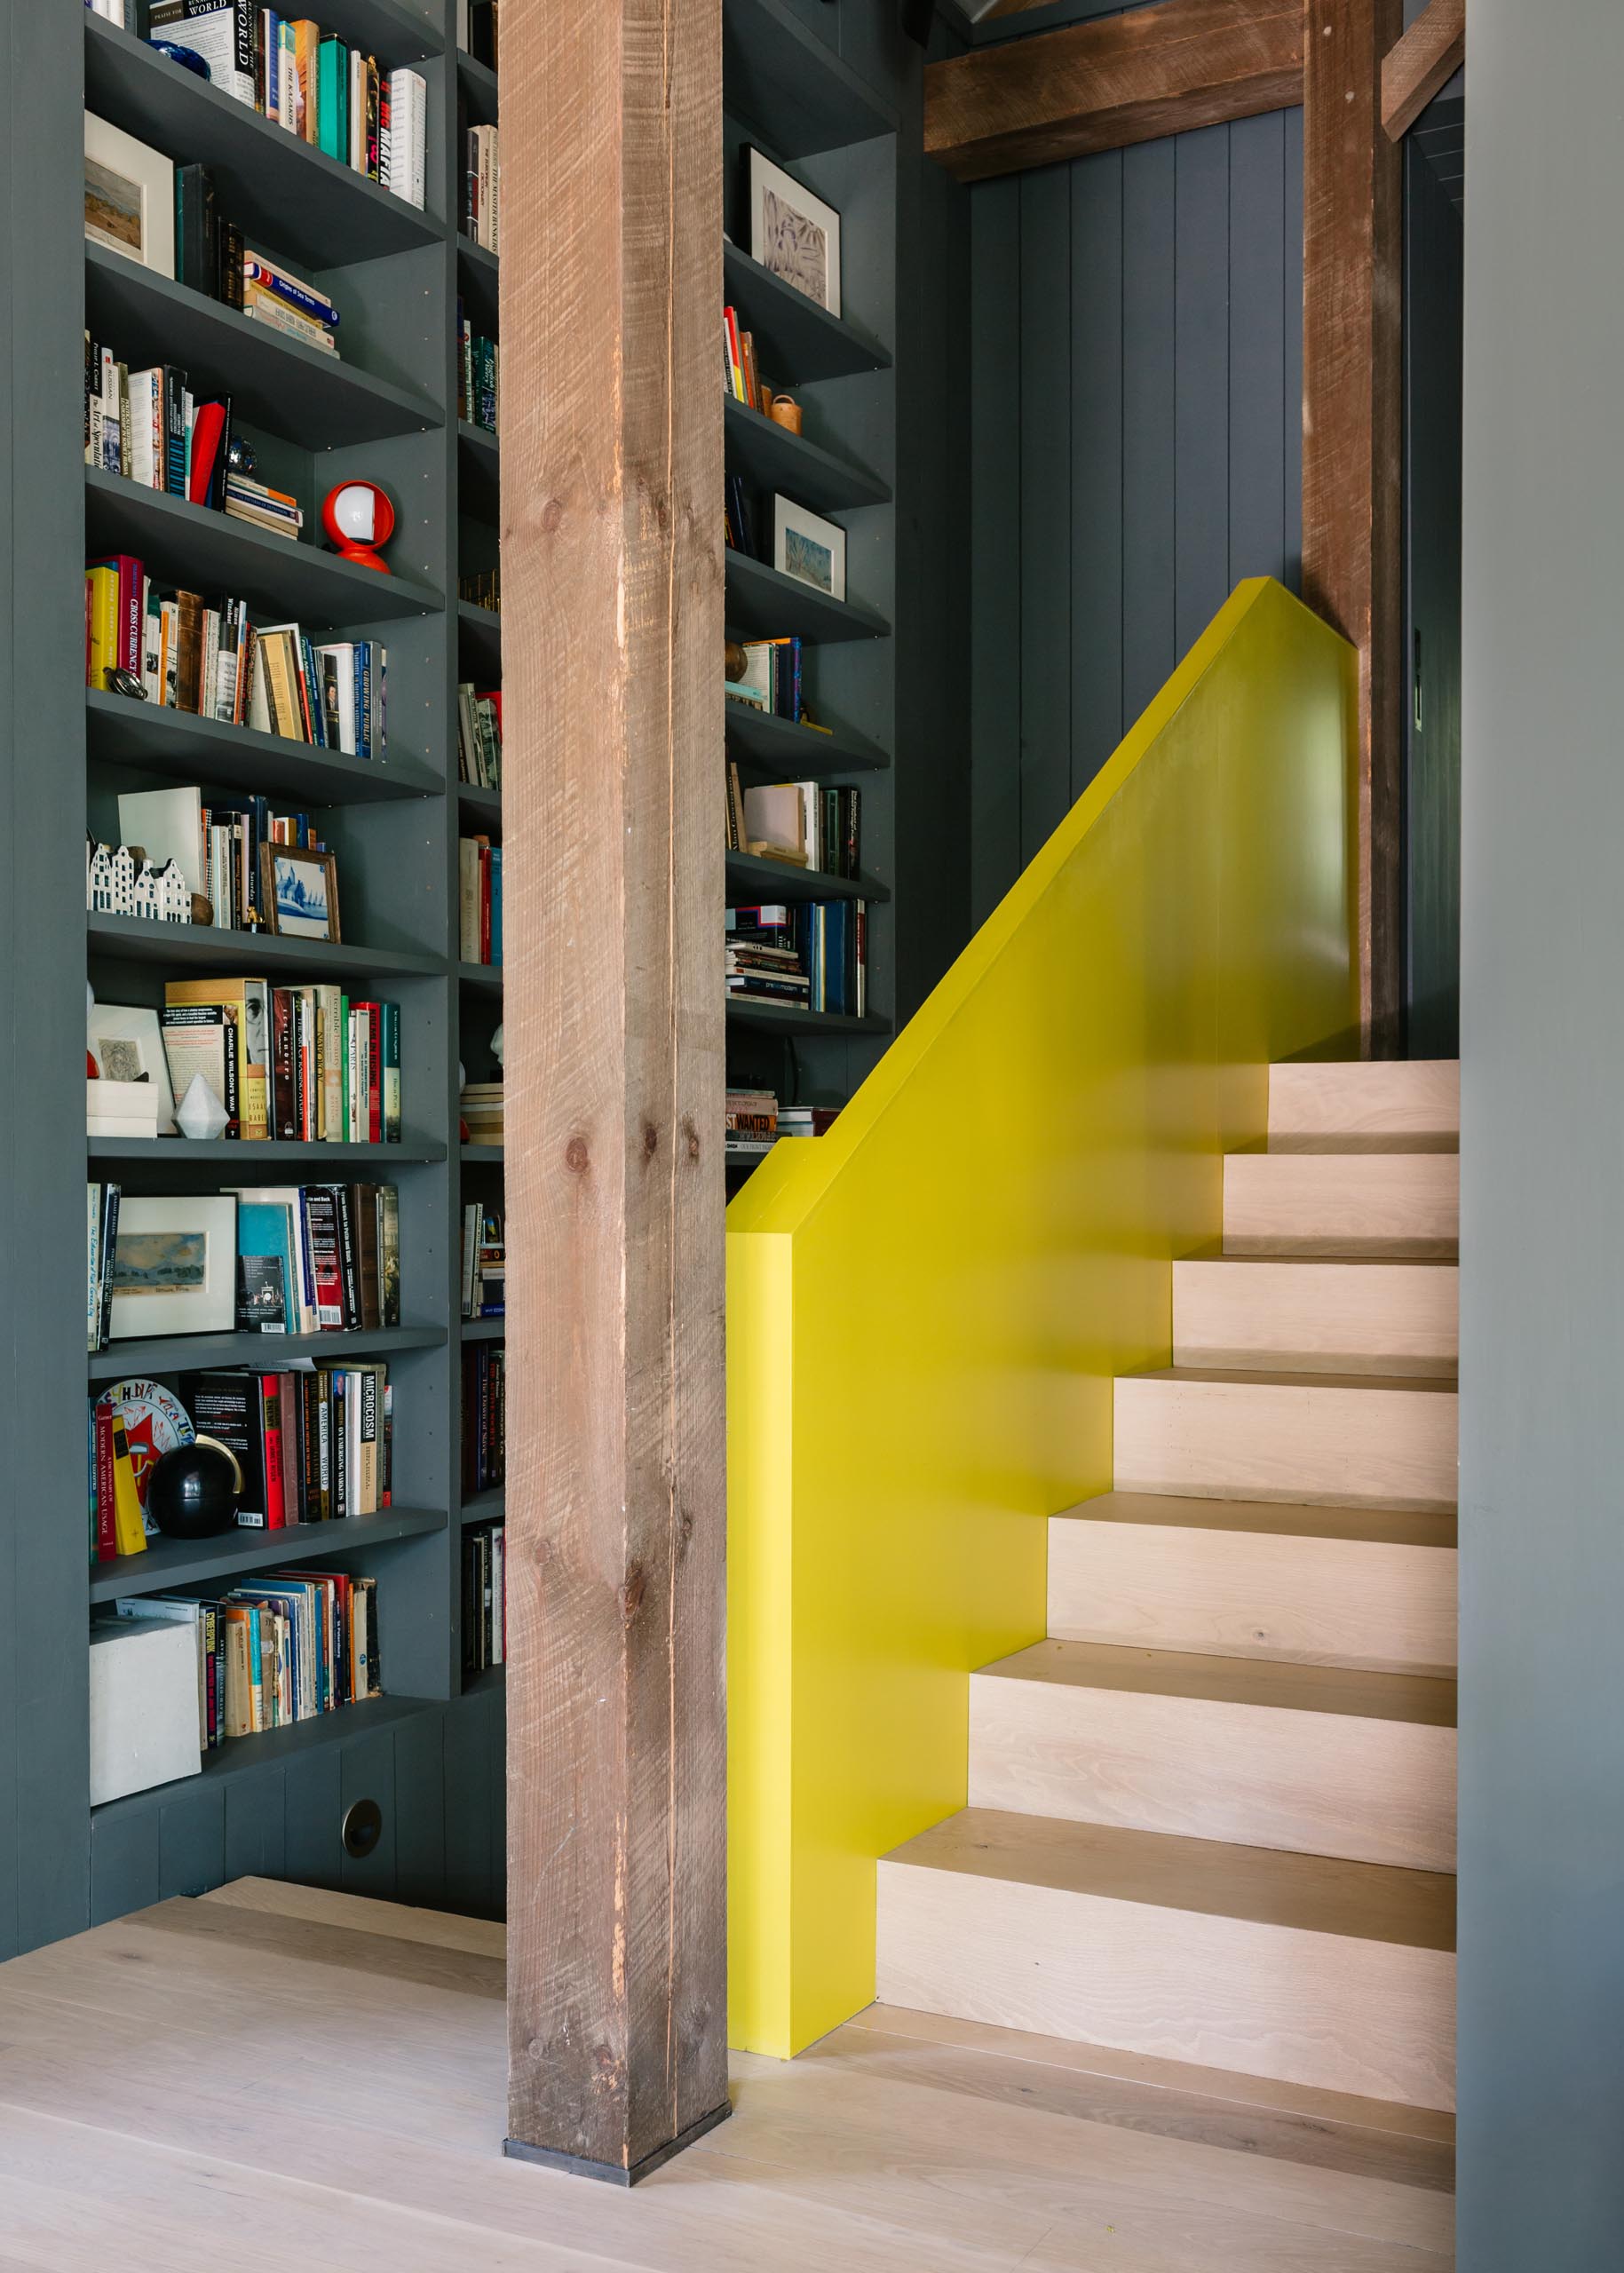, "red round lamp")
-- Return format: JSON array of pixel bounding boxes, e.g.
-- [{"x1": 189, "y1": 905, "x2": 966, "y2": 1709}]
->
[{"x1": 321, "y1": 479, "x2": 397, "y2": 574}]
